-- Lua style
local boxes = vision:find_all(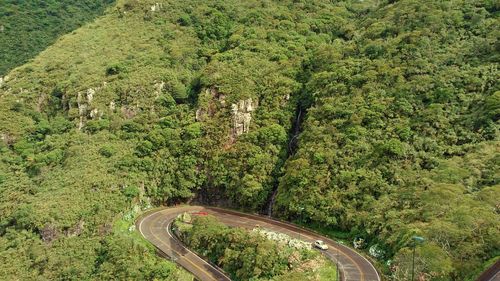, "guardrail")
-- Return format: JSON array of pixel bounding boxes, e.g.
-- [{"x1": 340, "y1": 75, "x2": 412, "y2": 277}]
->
[
  {"x1": 168, "y1": 220, "x2": 232, "y2": 280},
  {"x1": 205, "y1": 206, "x2": 380, "y2": 281},
  {"x1": 136, "y1": 205, "x2": 381, "y2": 281}
]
